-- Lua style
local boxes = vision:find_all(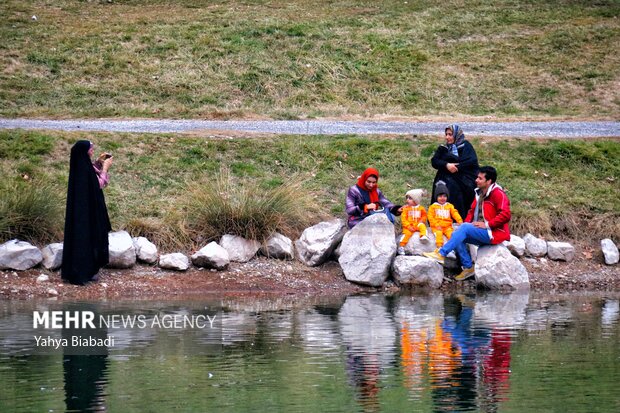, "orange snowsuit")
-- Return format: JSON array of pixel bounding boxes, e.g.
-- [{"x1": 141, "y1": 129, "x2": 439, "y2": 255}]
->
[
  {"x1": 428, "y1": 202, "x2": 463, "y2": 247},
  {"x1": 400, "y1": 205, "x2": 427, "y2": 246}
]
